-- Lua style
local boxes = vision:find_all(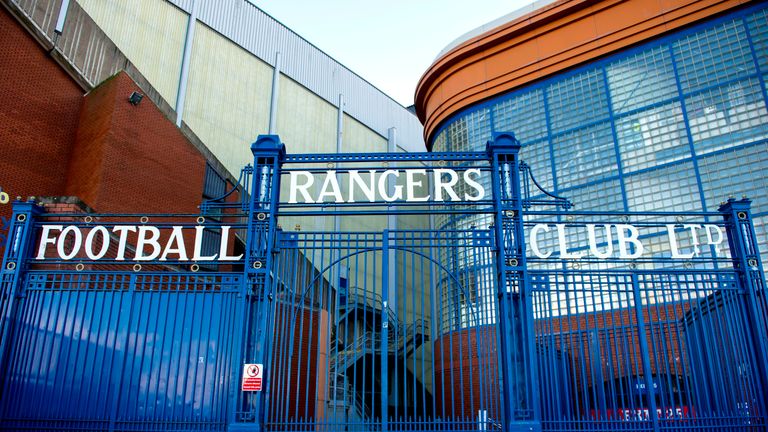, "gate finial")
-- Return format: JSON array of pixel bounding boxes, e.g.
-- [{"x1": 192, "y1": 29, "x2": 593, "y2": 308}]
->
[
  {"x1": 252, "y1": 134, "x2": 286, "y2": 160},
  {"x1": 486, "y1": 131, "x2": 521, "y2": 155}
]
